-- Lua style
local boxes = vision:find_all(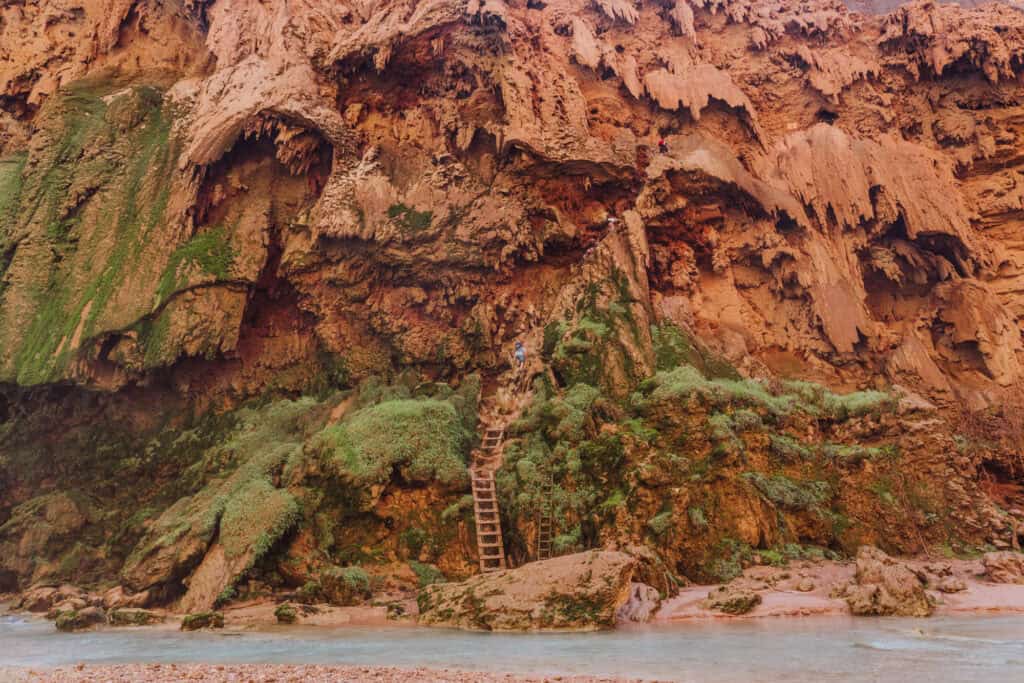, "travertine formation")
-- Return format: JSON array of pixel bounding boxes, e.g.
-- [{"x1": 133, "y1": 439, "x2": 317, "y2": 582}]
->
[{"x1": 2, "y1": 0, "x2": 1024, "y2": 624}]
